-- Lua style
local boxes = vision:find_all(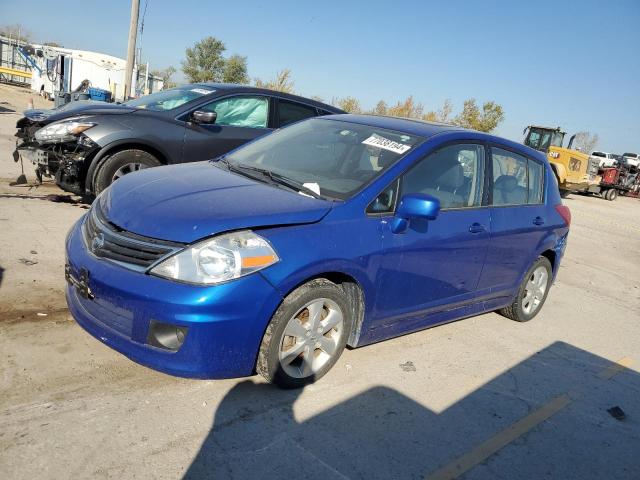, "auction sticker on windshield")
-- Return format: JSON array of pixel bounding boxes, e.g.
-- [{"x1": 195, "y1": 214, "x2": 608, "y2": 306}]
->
[{"x1": 362, "y1": 134, "x2": 411, "y2": 154}]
